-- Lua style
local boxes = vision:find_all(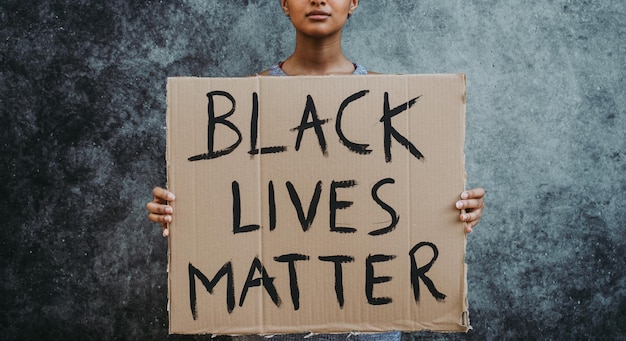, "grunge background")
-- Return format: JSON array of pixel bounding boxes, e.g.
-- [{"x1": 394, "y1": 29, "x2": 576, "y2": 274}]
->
[{"x1": 1, "y1": 1, "x2": 624, "y2": 339}]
